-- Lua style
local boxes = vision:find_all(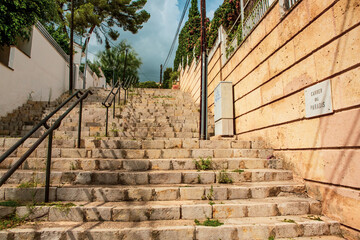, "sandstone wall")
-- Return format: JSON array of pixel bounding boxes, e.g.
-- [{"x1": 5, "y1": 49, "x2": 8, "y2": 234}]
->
[{"x1": 179, "y1": 0, "x2": 360, "y2": 233}]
